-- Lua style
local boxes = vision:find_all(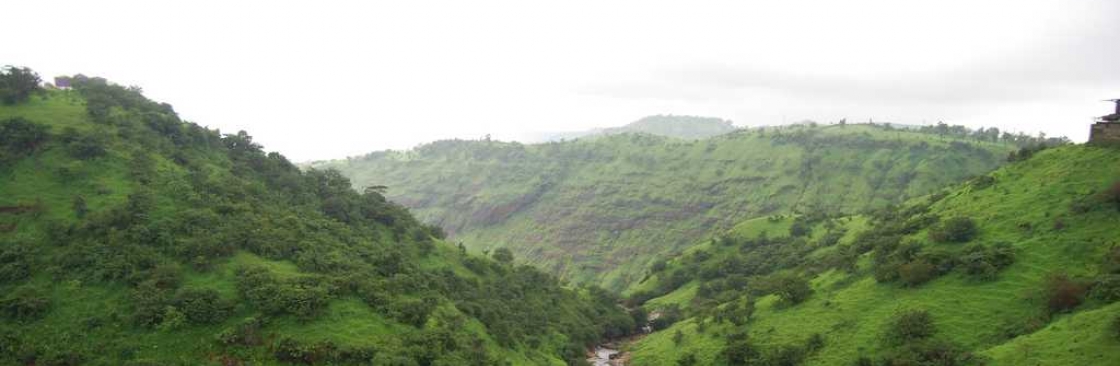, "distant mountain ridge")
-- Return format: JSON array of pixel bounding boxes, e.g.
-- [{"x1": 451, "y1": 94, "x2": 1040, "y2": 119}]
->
[
  {"x1": 315, "y1": 123, "x2": 1040, "y2": 291},
  {"x1": 539, "y1": 114, "x2": 738, "y2": 141}
]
